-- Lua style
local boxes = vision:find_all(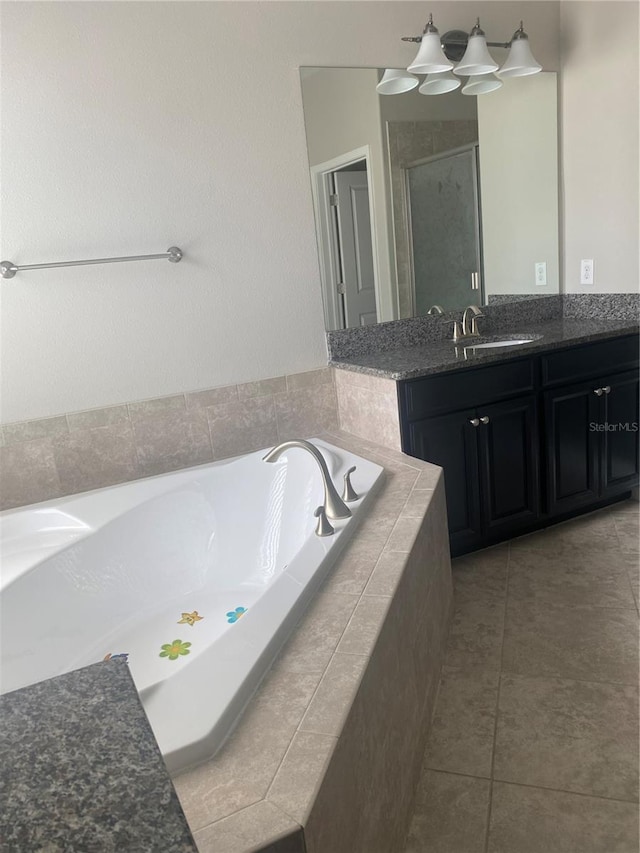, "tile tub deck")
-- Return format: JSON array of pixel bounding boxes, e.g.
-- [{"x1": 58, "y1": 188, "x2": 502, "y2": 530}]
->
[{"x1": 172, "y1": 429, "x2": 454, "y2": 853}]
